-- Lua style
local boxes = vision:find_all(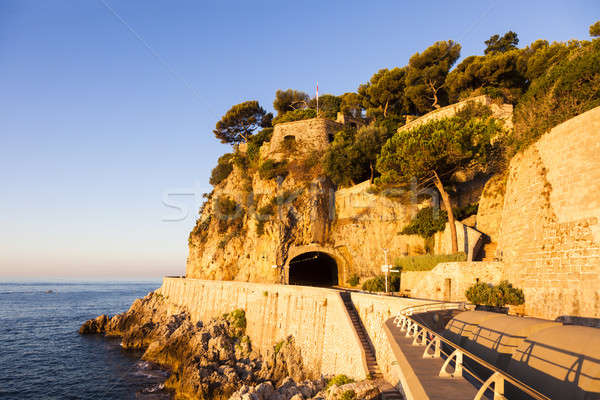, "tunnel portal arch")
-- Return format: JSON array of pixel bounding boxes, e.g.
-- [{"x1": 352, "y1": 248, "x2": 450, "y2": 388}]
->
[{"x1": 287, "y1": 251, "x2": 339, "y2": 286}]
